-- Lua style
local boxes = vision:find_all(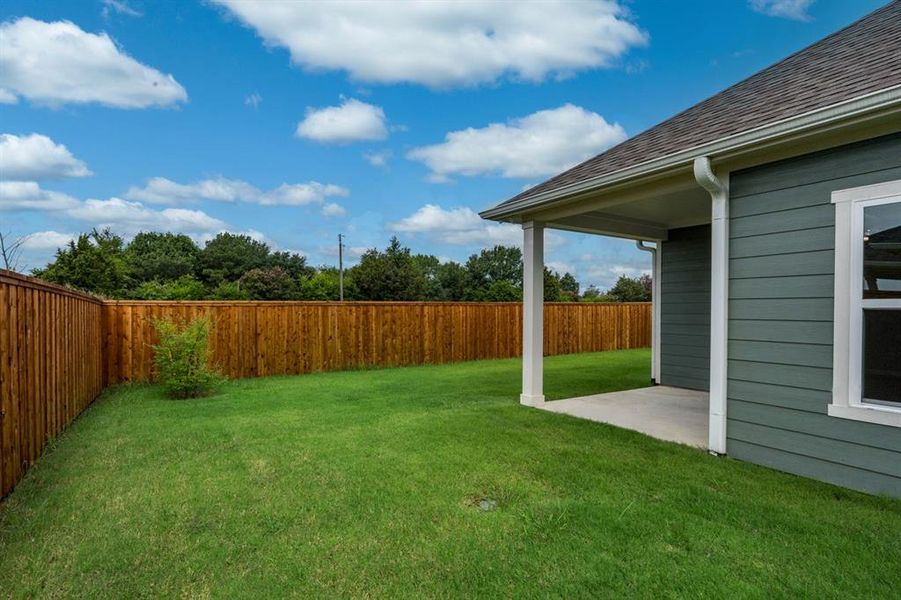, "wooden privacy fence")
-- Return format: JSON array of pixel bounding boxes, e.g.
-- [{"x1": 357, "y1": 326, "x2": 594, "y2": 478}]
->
[
  {"x1": 1, "y1": 271, "x2": 105, "y2": 498},
  {"x1": 102, "y1": 301, "x2": 651, "y2": 383},
  {"x1": 1, "y1": 267, "x2": 650, "y2": 497}
]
